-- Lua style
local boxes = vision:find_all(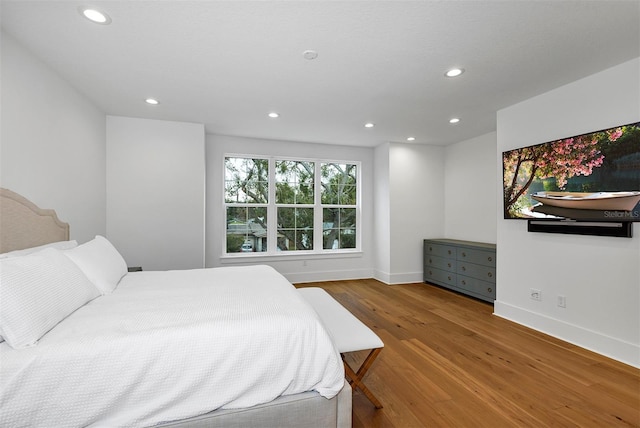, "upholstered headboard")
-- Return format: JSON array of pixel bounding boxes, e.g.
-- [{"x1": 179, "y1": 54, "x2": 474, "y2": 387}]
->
[{"x1": 0, "y1": 188, "x2": 70, "y2": 253}]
